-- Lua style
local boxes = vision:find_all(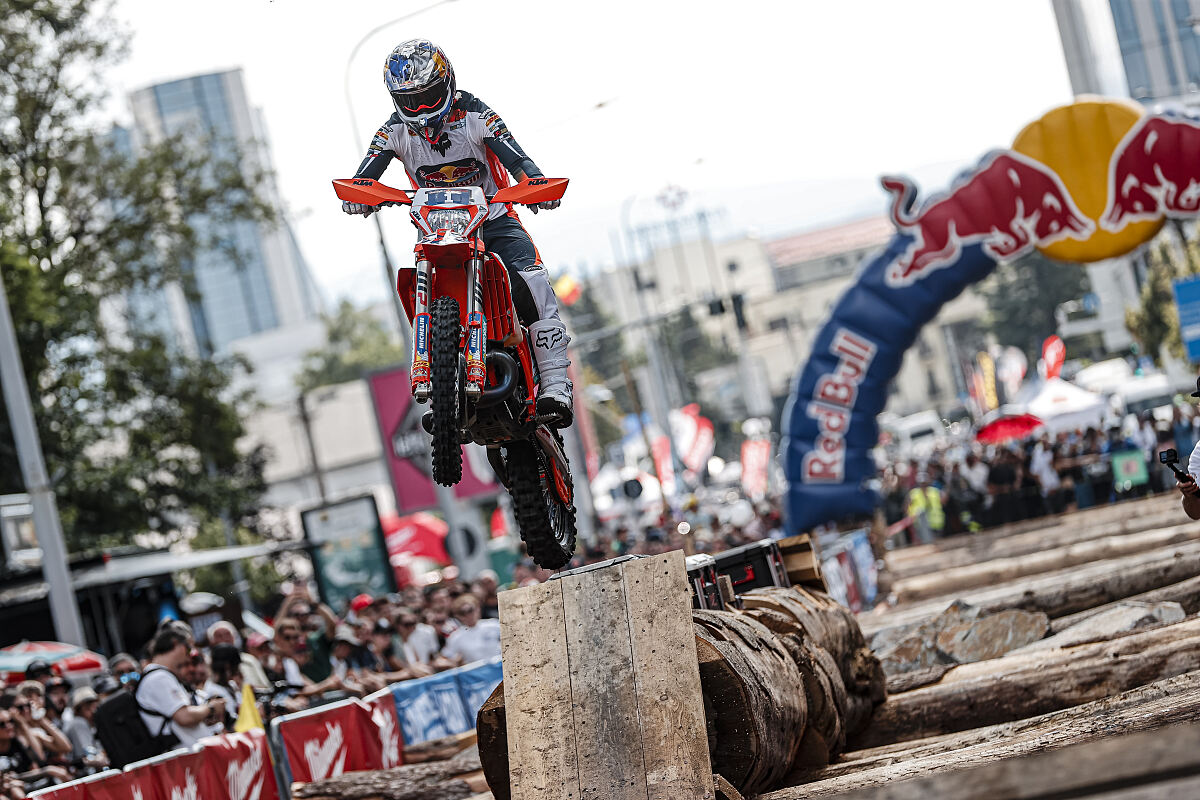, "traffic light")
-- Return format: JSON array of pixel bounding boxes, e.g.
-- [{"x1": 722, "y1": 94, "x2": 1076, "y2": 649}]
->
[{"x1": 708, "y1": 298, "x2": 726, "y2": 316}]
